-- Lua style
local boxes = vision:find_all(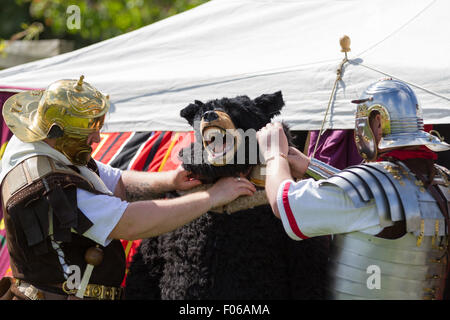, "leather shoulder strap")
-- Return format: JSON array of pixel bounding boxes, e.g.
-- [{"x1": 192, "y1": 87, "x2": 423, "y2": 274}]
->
[
  {"x1": 2, "y1": 155, "x2": 98, "y2": 210},
  {"x1": 398, "y1": 159, "x2": 450, "y2": 235},
  {"x1": 431, "y1": 165, "x2": 450, "y2": 219}
]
